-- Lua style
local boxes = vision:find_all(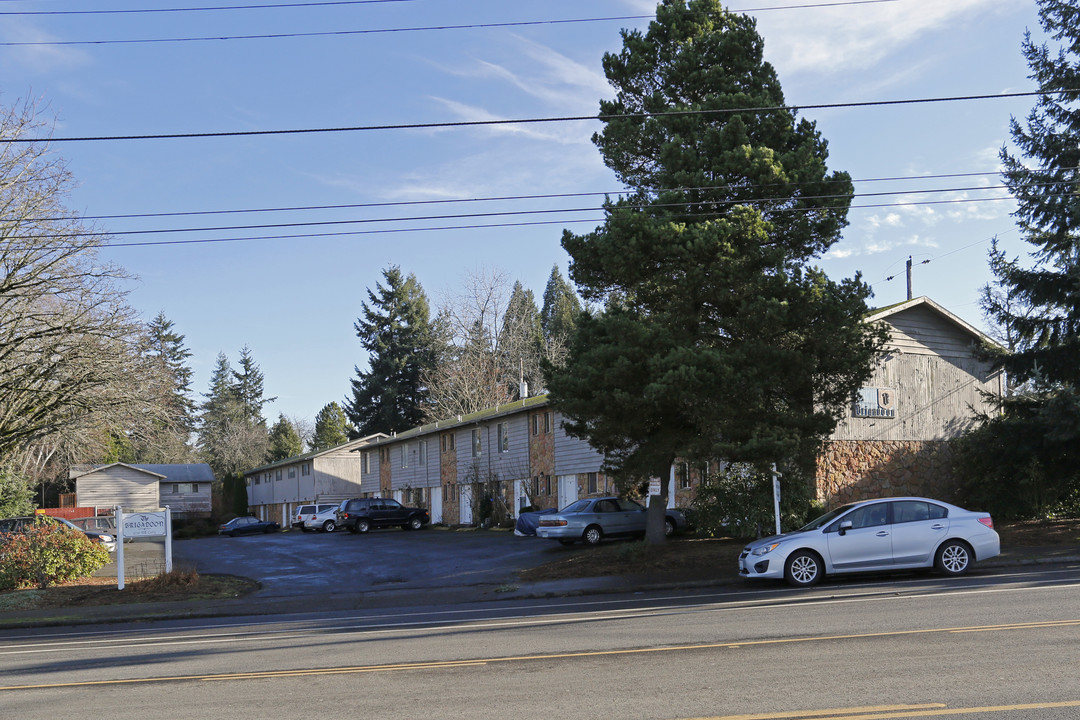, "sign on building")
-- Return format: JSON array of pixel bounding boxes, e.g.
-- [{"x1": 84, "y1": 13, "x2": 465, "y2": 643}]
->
[{"x1": 854, "y1": 387, "x2": 897, "y2": 418}]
